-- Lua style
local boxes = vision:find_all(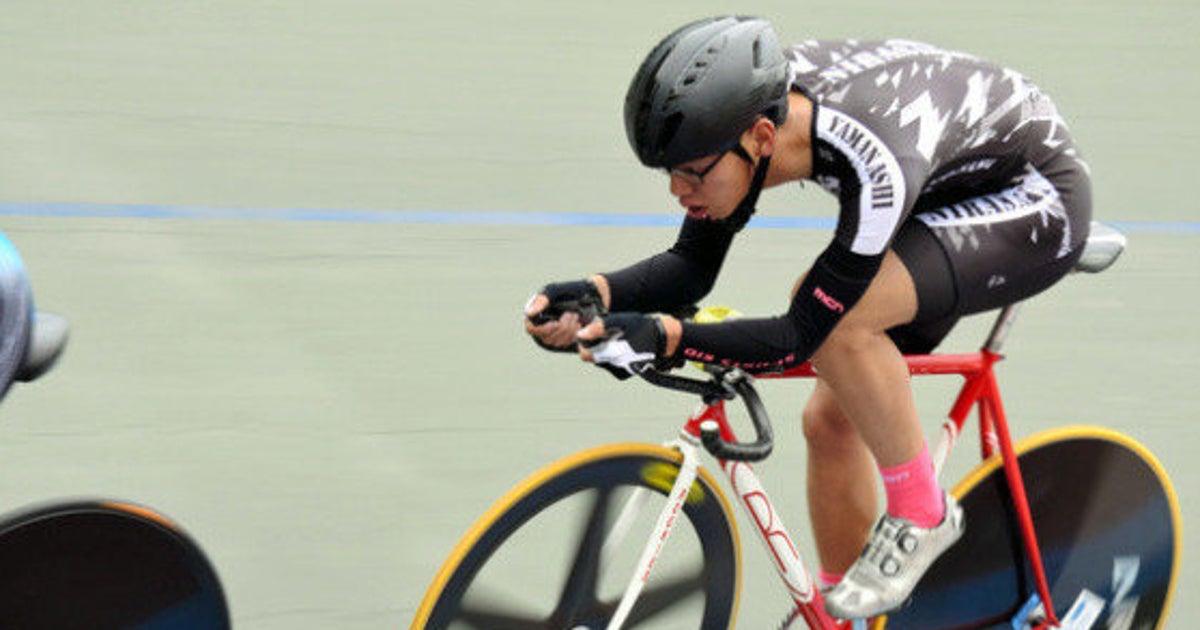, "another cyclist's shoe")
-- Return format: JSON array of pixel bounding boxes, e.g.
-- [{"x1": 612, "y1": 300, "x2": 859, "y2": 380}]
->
[
  {"x1": 824, "y1": 491, "x2": 965, "y2": 620},
  {"x1": 15, "y1": 311, "x2": 69, "y2": 383}
]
